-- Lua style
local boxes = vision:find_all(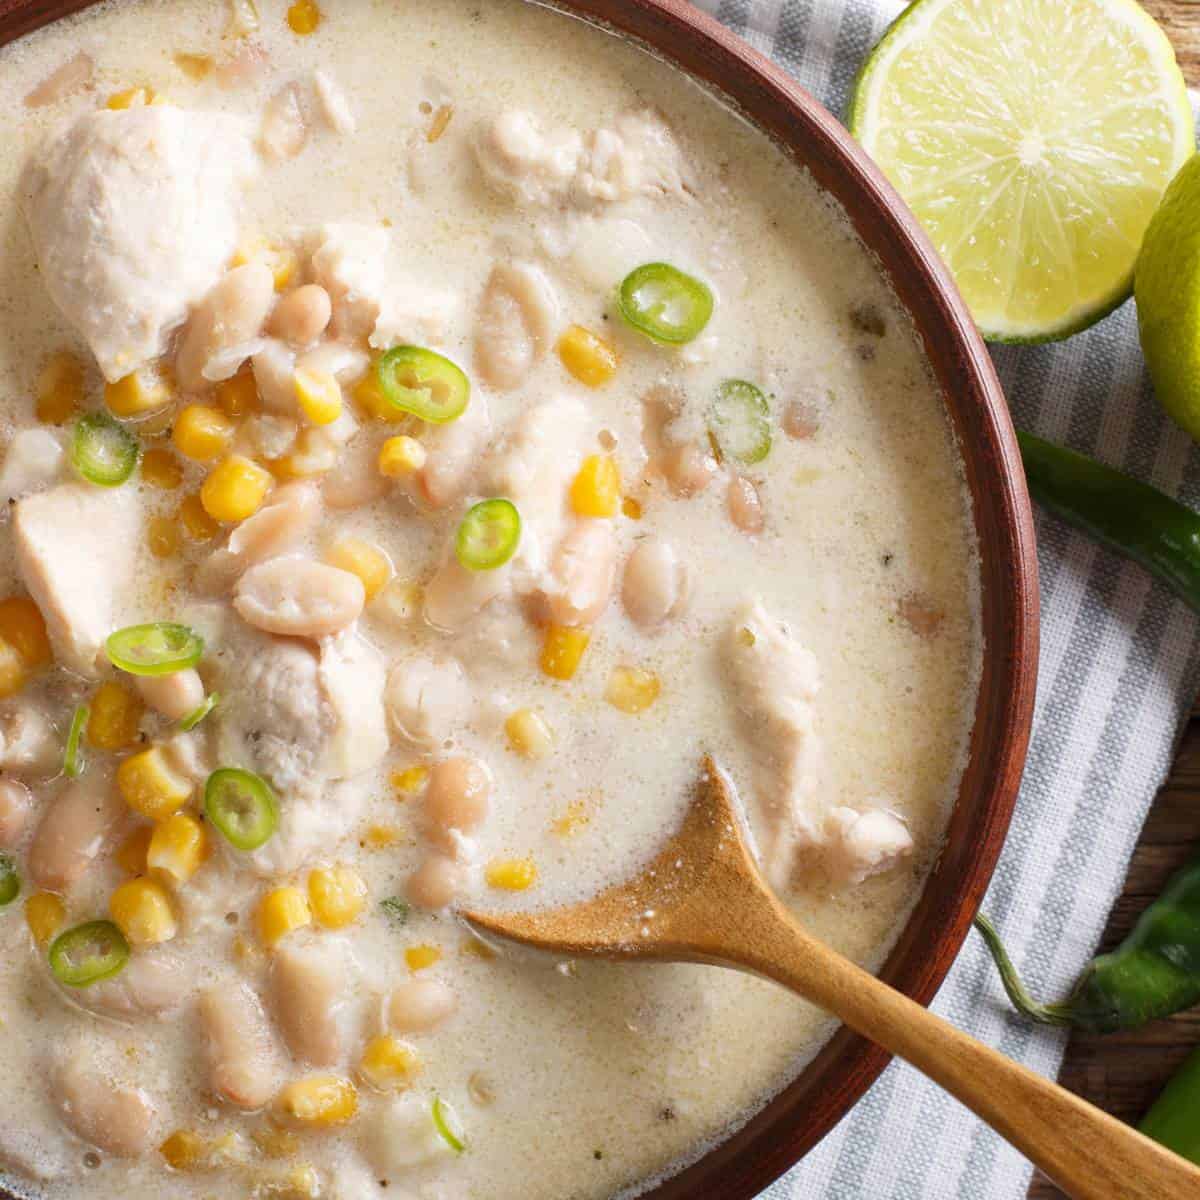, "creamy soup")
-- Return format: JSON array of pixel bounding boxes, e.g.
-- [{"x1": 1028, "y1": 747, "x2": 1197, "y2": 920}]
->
[{"x1": 0, "y1": 1, "x2": 980, "y2": 1197}]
